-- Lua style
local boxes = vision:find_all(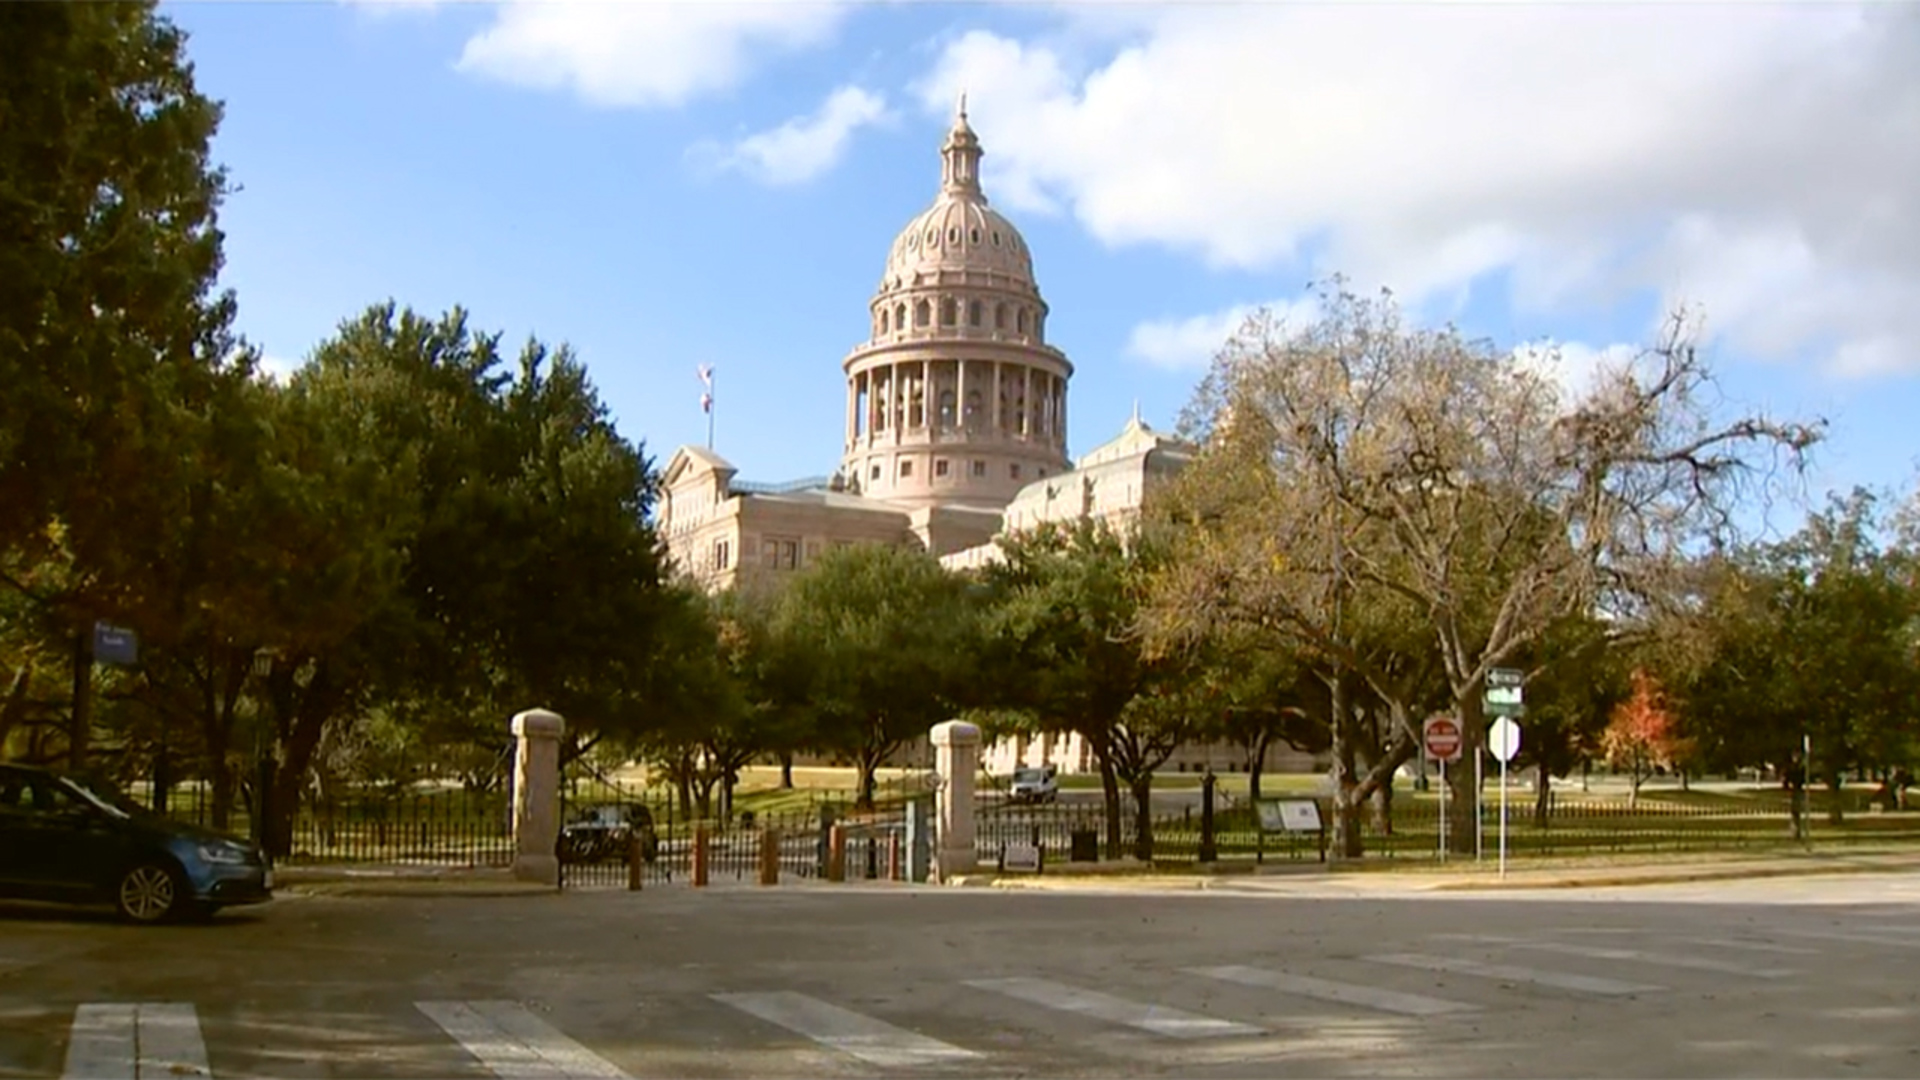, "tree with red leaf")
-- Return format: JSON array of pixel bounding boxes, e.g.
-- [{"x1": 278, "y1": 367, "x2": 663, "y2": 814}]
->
[{"x1": 1602, "y1": 670, "x2": 1687, "y2": 807}]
